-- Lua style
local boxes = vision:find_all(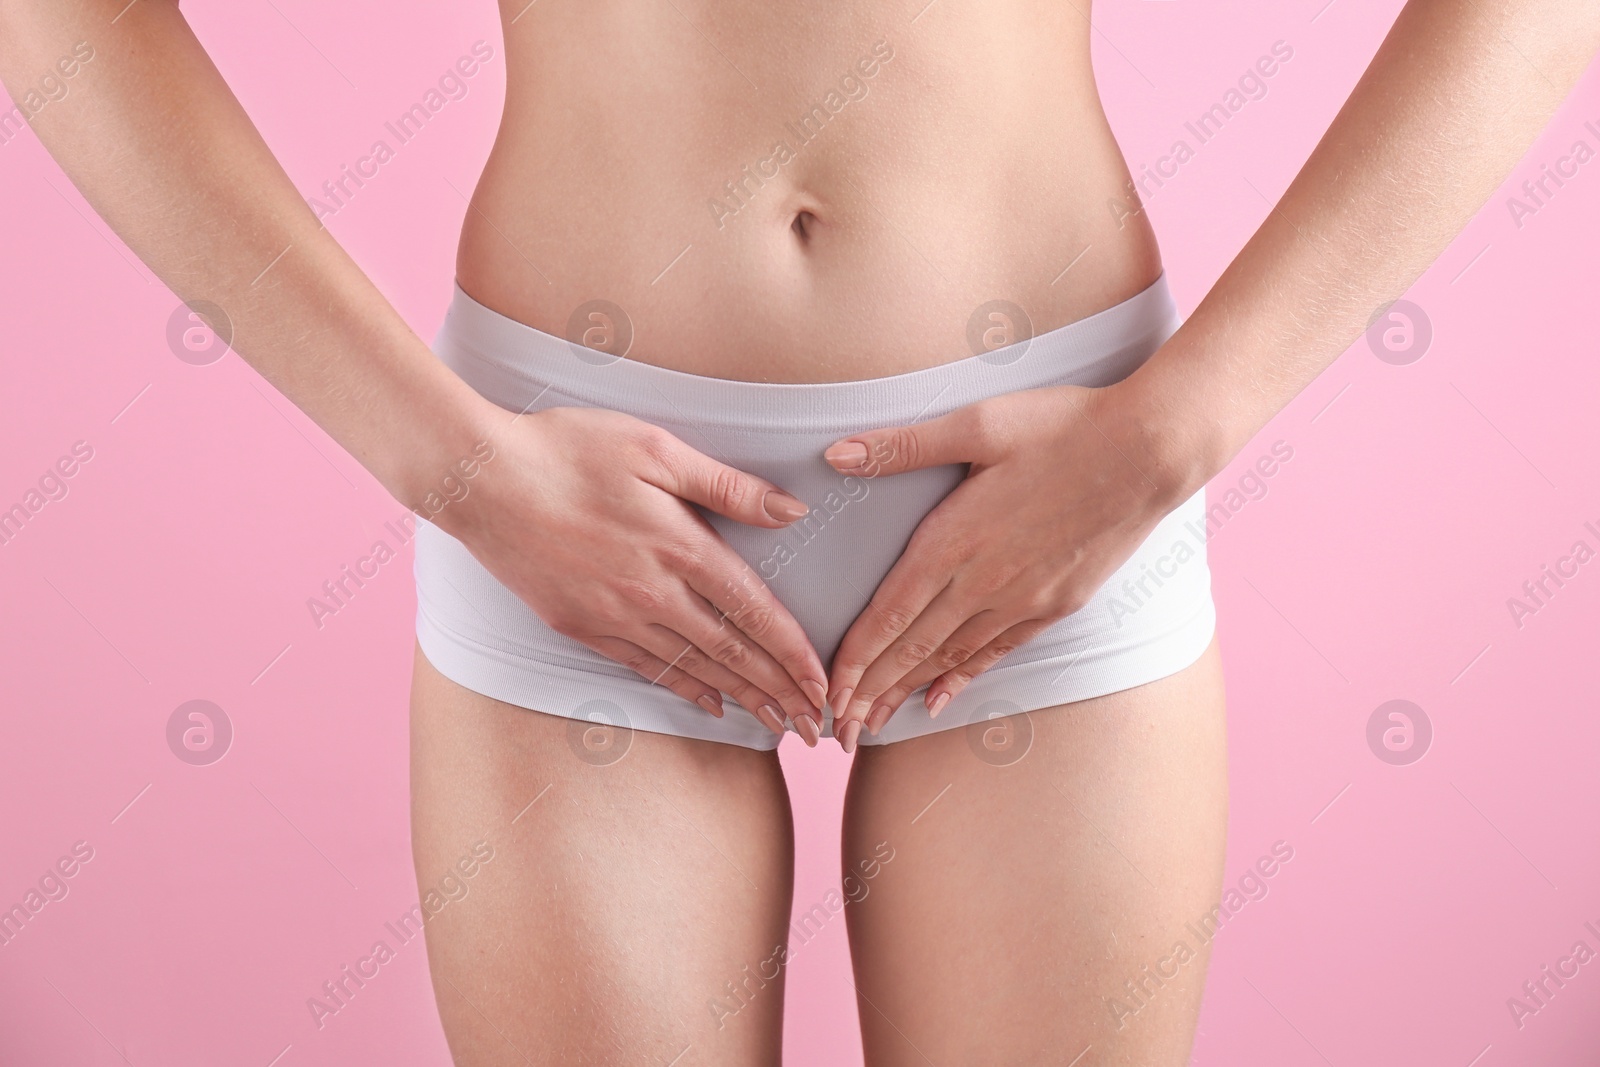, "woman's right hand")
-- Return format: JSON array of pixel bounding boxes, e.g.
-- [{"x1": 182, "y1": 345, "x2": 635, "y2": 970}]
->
[
  {"x1": 1, "y1": 0, "x2": 827, "y2": 742},
  {"x1": 438, "y1": 405, "x2": 827, "y2": 744}
]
